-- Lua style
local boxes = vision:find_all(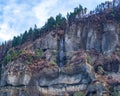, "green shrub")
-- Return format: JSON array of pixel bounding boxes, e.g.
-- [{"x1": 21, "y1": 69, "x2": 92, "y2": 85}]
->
[
  {"x1": 113, "y1": 87, "x2": 119, "y2": 96},
  {"x1": 28, "y1": 55, "x2": 33, "y2": 62},
  {"x1": 97, "y1": 66, "x2": 104, "y2": 75},
  {"x1": 115, "y1": 51, "x2": 120, "y2": 57},
  {"x1": 35, "y1": 49, "x2": 43, "y2": 58},
  {"x1": 50, "y1": 61, "x2": 56, "y2": 65},
  {"x1": 73, "y1": 92, "x2": 85, "y2": 96},
  {"x1": 3, "y1": 49, "x2": 19, "y2": 65},
  {"x1": 11, "y1": 50, "x2": 18, "y2": 58},
  {"x1": 53, "y1": 50, "x2": 58, "y2": 55},
  {"x1": 86, "y1": 55, "x2": 91, "y2": 64},
  {"x1": 3, "y1": 54, "x2": 12, "y2": 65},
  {"x1": 21, "y1": 49, "x2": 26, "y2": 54},
  {"x1": 25, "y1": 54, "x2": 33, "y2": 65}
]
